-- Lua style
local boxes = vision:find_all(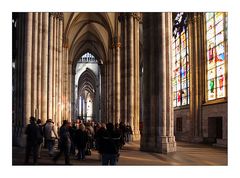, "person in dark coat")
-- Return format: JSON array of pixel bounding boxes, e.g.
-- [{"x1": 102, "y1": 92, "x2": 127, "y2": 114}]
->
[
  {"x1": 125, "y1": 124, "x2": 133, "y2": 142},
  {"x1": 118, "y1": 122, "x2": 126, "y2": 148},
  {"x1": 36, "y1": 119, "x2": 44, "y2": 158},
  {"x1": 94, "y1": 123, "x2": 105, "y2": 151},
  {"x1": 53, "y1": 120, "x2": 71, "y2": 165},
  {"x1": 94, "y1": 123, "x2": 106, "y2": 160},
  {"x1": 24, "y1": 116, "x2": 41, "y2": 165},
  {"x1": 75, "y1": 124, "x2": 88, "y2": 160},
  {"x1": 68, "y1": 122, "x2": 76, "y2": 155},
  {"x1": 99, "y1": 123, "x2": 121, "y2": 165}
]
